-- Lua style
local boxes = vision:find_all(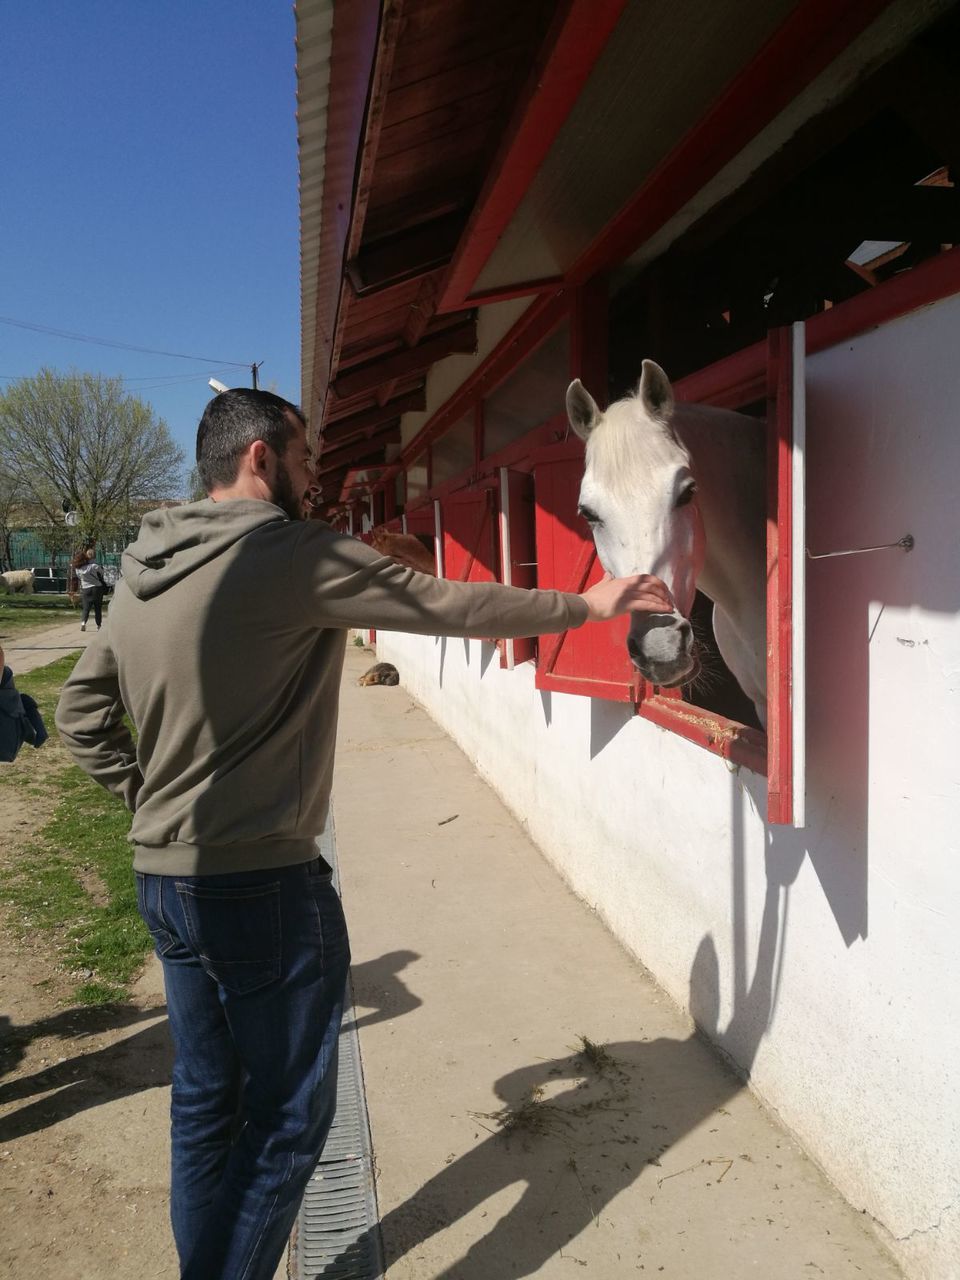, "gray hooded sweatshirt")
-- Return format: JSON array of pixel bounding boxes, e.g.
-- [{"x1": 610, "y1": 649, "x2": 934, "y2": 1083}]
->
[{"x1": 55, "y1": 498, "x2": 588, "y2": 874}]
